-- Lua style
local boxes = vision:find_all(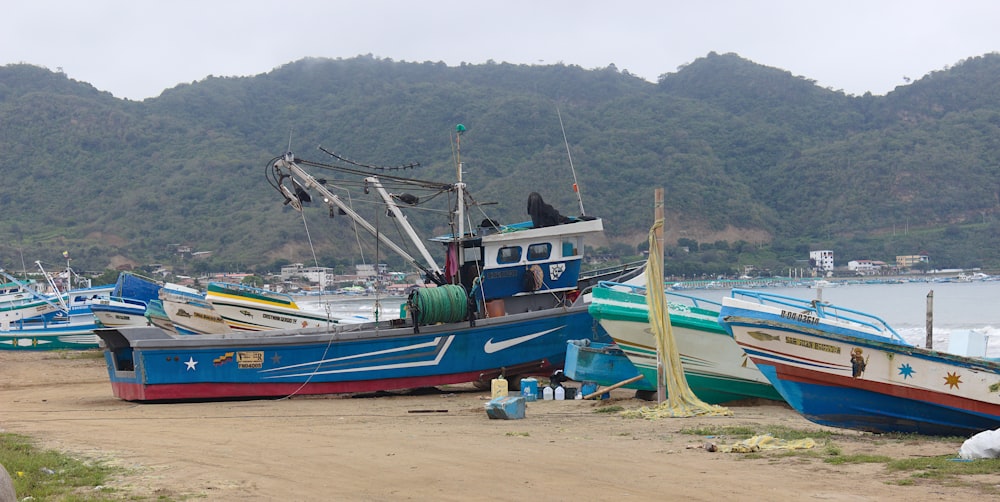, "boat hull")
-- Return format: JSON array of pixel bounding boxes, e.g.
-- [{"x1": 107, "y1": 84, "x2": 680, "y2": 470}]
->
[
  {"x1": 206, "y1": 283, "x2": 351, "y2": 331},
  {"x1": 721, "y1": 296, "x2": 1000, "y2": 436},
  {"x1": 91, "y1": 304, "x2": 151, "y2": 329},
  {"x1": 0, "y1": 322, "x2": 100, "y2": 350},
  {"x1": 589, "y1": 286, "x2": 782, "y2": 404},
  {"x1": 563, "y1": 340, "x2": 654, "y2": 391},
  {"x1": 98, "y1": 305, "x2": 604, "y2": 401},
  {"x1": 160, "y1": 294, "x2": 230, "y2": 335}
]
